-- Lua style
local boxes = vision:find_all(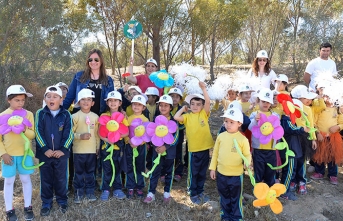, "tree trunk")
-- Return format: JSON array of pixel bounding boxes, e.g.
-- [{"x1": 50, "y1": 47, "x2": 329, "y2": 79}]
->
[
  {"x1": 209, "y1": 30, "x2": 216, "y2": 81},
  {"x1": 152, "y1": 24, "x2": 161, "y2": 70}
]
